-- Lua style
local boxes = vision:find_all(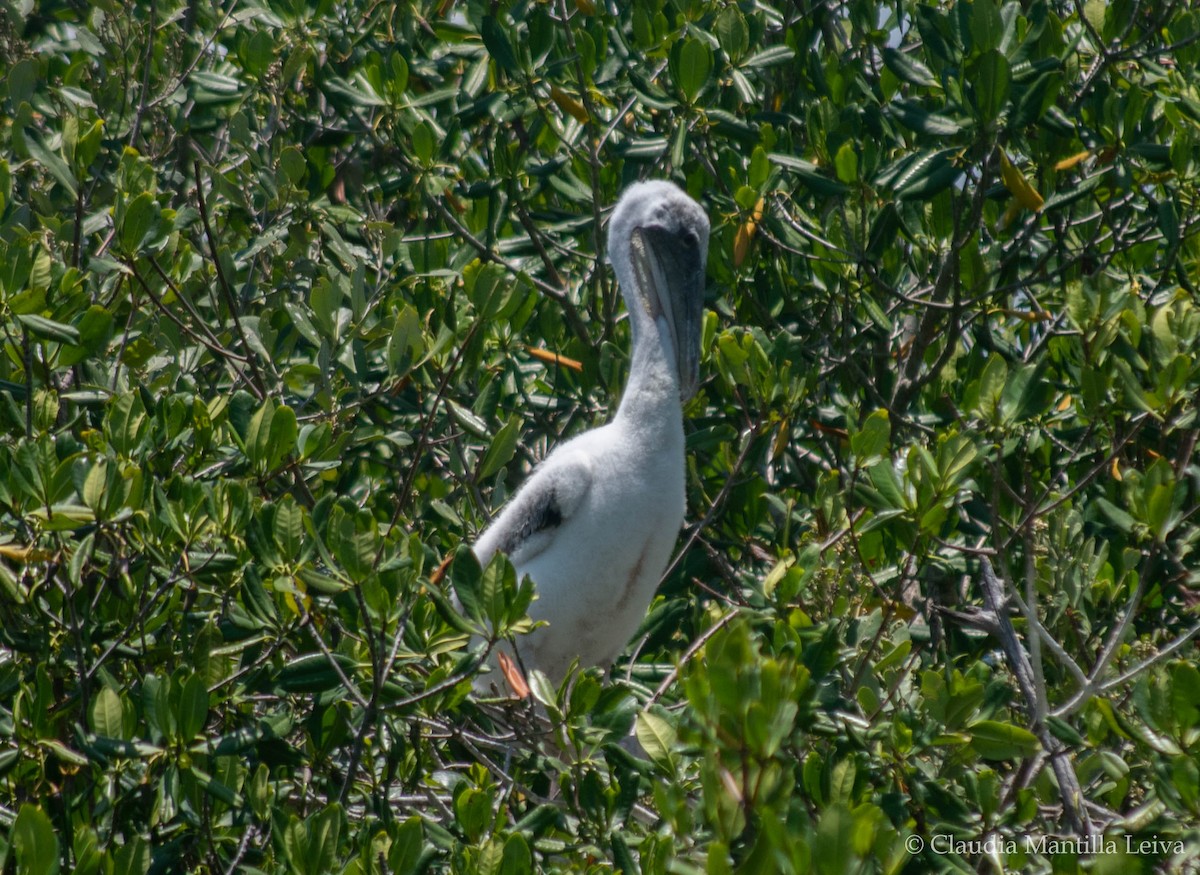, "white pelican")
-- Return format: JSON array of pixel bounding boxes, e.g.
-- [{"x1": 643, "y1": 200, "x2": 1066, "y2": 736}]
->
[{"x1": 472, "y1": 180, "x2": 709, "y2": 686}]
